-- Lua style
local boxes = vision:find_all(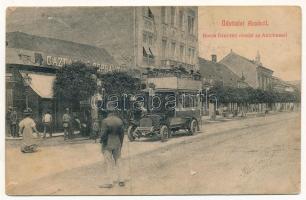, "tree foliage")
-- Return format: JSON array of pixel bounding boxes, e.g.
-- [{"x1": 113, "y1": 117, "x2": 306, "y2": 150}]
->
[
  {"x1": 209, "y1": 85, "x2": 300, "y2": 104},
  {"x1": 98, "y1": 71, "x2": 141, "y2": 96},
  {"x1": 53, "y1": 62, "x2": 97, "y2": 108}
]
